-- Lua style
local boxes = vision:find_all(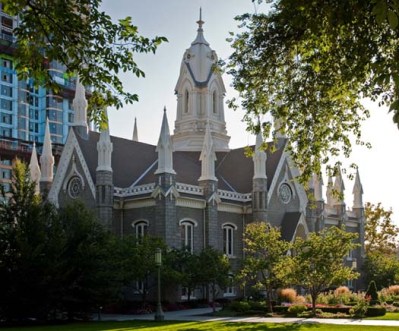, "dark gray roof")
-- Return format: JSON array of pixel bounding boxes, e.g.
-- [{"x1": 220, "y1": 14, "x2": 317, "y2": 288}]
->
[
  {"x1": 75, "y1": 130, "x2": 286, "y2": 193},
  {"x1": 281, "y1": 212, "x2": 302, "y2": 242}
]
